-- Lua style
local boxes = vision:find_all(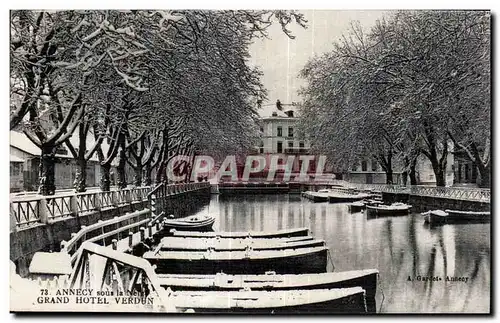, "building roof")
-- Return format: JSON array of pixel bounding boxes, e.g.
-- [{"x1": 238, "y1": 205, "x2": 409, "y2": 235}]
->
[
  {"x1": 258, "y1": 103, "x2": 299, "y2": 119},
  {"x1": 10, "y1": 130, "x2": 115, "y2": 164}
]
